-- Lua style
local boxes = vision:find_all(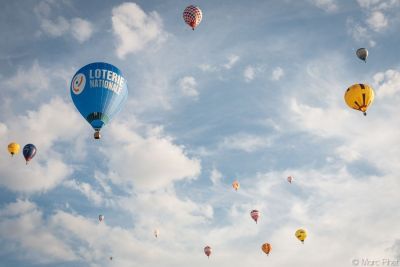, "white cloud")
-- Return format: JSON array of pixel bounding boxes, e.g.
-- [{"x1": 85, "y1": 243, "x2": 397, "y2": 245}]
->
[
  {"x1": 244, "y1": 66, "x2": 255, "y2": 82},
  {"x1": 223, "y1": 55, "x2": 240, "y2": 69},
  {"x1": 310, "y1": 0, "x2": 338, "y2": 12},
  {"x1": 374, "y1": 69, "x2": 400, "y2": 98},
  {"x1": 346, "y1": 19, "x2": 376, "y2": 47},
  {"x1": 198, "y1": 64, "x2": 218, "y2": 72},
  {"x1": 4, "y1": 61, "x2": 50, "y2": 99},
  {"x1": 40, "y1": 16, "x2": 70, "y2": 37},
  {"x1": 0, "y1": 200, "x2": 77, "y2": 263},
  {"x1": 0, "y1": 98, "x2": 85, "y2": 193},
  {"x1": 271, "y1": 67, "x2": 284, "y2": 81},
  {"x1": 220, "y1": 133, "x2": 271, "y2": 152},
  {"x1": 100, "y1": 122, "x2": 201, "y2": 191},
  {"x1": 70, "y1": 18, "x2": 94, "y2": 43},
  {"x1": 179, "y1": 76, "x2": 199, "y2": 97},
  {"x1": 210, "y1": 168, "x2": 223, "y2": 185},
  {"x1": 111, "y1": 2, "x2": 166, "y2": 59},
  {"x1": 34, "y1": 1, "x2": 93, "y2": 43},
  {"x1": 63, "y1": 180, "x2": 104, "y2": 206},
  {"x1": 367, "y1": 11, "x2": 388, "y2": 31}
]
